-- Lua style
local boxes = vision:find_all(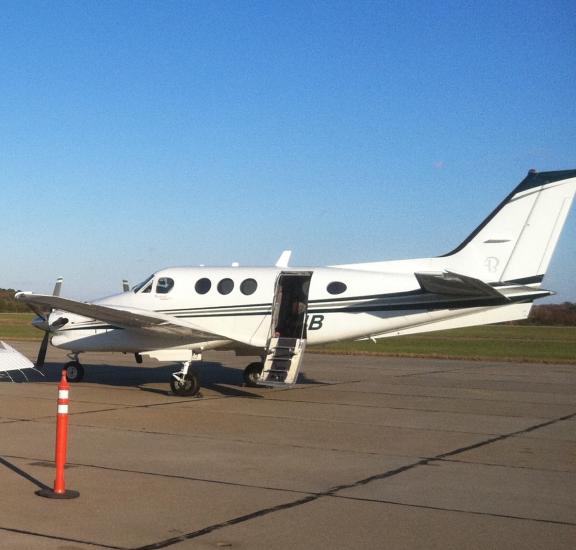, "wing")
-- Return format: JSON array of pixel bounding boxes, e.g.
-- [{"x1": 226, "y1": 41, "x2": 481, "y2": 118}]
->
[
  {"x1": 0, "y1": 341, "x2": 34, "y2": 372},
  {"x1": 16, "y1": 293, "x2": 228, "y2": 341}
]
